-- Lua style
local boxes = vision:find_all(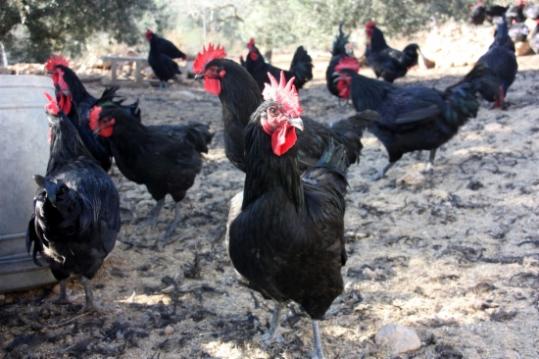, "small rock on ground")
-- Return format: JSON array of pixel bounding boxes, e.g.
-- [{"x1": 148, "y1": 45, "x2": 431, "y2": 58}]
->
[{"x1": 375, "y1": 323, "x2": 421, "y2": 355}]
